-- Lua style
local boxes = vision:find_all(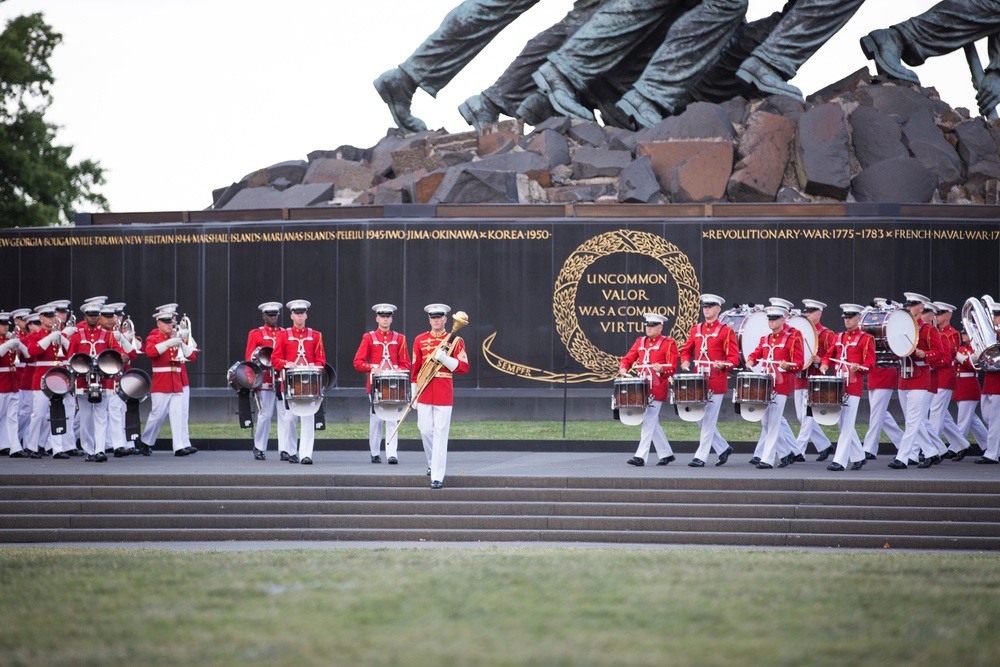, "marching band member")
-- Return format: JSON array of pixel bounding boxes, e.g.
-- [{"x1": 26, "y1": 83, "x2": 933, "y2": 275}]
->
[
  {"x1": 977, "y1": 297, "x2": 1000, "y2": 464},
  {"x1": 25, "y1": 303, "x2": 71, "y2": 458},
  {"x1": 354, "y1": 303, "x2": 410, "y2": 464},
  {"x1": 271, "y1": 299, "x2": 326, "y2": 465},
  {"x1": 679, "y1": 294, "x2": 739, "y2": 467},
  {"x1": 0, "y1": 312, "x2": 23, "y2": 457},
  {"x1": 411, "y1": 303, "x2": 470, "y2": 489},
  {"x1": 889, "y1": 293, "x2": 946, "y2": 469},
  {"x1": 818, "y1": 304, "x2": 876, "y2": 471},
  {"x1": 861, "y1": 298, "x2": 904, "y2": 460},
  {"x1": 67, "y1": 301, "x2": 124, "y2": 463},
  {"x1": 746, "y1": 305, "x2": 805, "y2": 469},
  {"x1": 138, "y1": 308, "x2": 198, "y2": 457},
  {"x1": 916, "y1": 301, "x2": 950, "y2": 463},
  {"x1": 10, "y1": 308, "x2": 33, "y2": 449},
  {"x1": 928, "y1": 301, "x2": 968, "y2": 453},
  {"x1": 106, "y1": 302, "x2": 141, "y2": 456},
  {"x1": 245, "y1": 301, "x2": 291, "y2": 461},
  {"x1": 793, "y1": 299, "x2": 836, "y2": 461},
  {"x1": 621, "y1": 313, "x2": 677, "y2": 467},
  {"x1": 948, "y1": 327, "x2": 988, "y2": 460},
  {"x1": 51, "y1": 298, "x2": 82, "y2": 455}
]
